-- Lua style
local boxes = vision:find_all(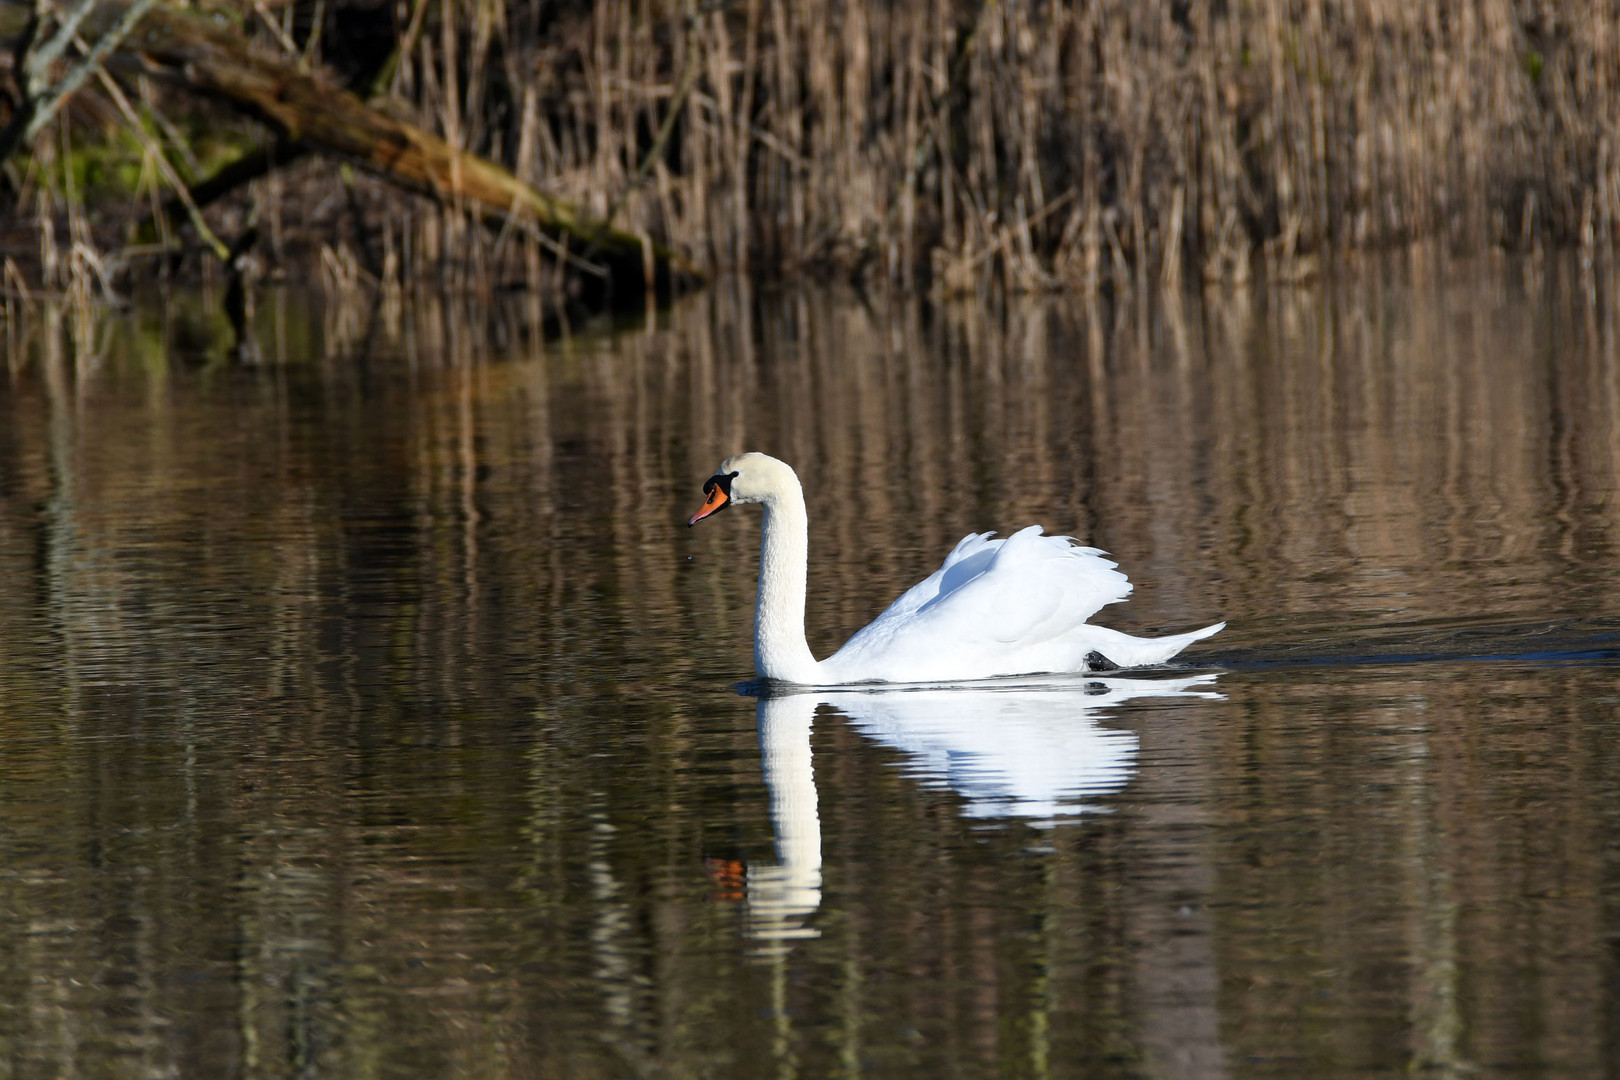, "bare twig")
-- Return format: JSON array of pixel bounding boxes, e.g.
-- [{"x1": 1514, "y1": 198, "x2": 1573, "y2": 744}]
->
[
  {"x1": 251, "y1": 0, "x2": 297, "y2": 57},
  {"x1": 0, "y1": 0, "x2": 158, "y2": 169}
]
